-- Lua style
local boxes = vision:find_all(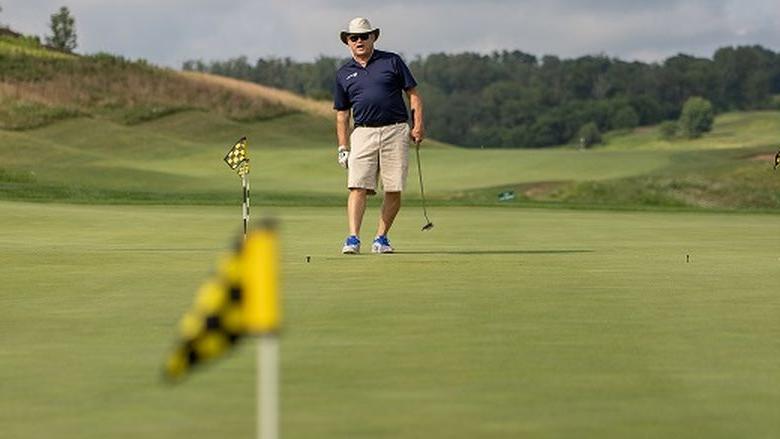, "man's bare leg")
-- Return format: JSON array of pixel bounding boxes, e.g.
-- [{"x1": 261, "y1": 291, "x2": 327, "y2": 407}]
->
[
  {"x1": 348, "y1": 188, "x2": 368, "y2": 237},
  {"x1": 376, "y1": 191, "x2": 401, "y2": 236}
]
